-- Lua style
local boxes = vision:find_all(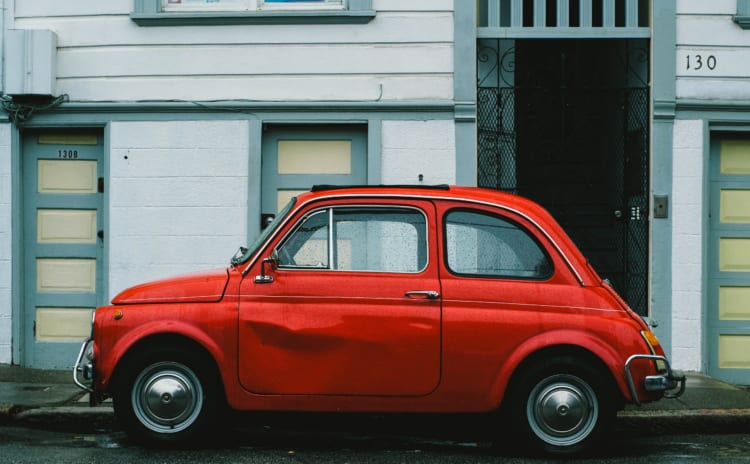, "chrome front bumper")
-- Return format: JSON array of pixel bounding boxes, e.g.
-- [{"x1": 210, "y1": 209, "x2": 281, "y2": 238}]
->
[
  {"x1": 73, "y1": 337, "x2": 95, "y2": 394},
  {"x1": 625, "y1": 354, "x2": 687, "y2": 406}
]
